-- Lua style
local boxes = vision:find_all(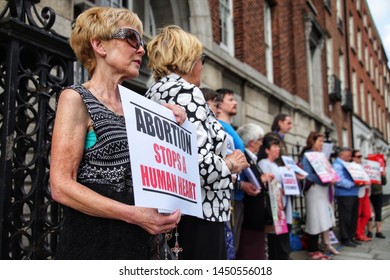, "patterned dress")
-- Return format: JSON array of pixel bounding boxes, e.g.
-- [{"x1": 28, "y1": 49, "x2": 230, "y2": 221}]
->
[
  {"x1": 55, "y1": 85, "x2": 152, "y2": 259},
  {"x1": 145, "y1": 74, "x2": 233, "y2": 259},
  {"x1": 145, "y1": 73, "x2": 233, "y2": 222}
]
